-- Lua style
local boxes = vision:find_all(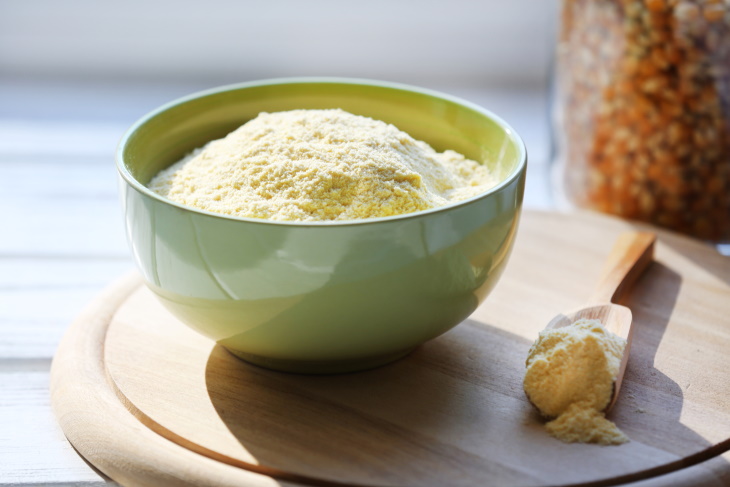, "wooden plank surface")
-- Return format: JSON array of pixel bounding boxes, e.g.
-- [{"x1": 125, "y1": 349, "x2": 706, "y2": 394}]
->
[
  {"x1": 52, "y1": 211, "x2": 730, "y2": 487},
  {"x1": 1, "y1": 84, "x2": 146, "y2": 486},
  {"x1": 0, "y1": 370, "x2": 114, "y2": 486}
]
